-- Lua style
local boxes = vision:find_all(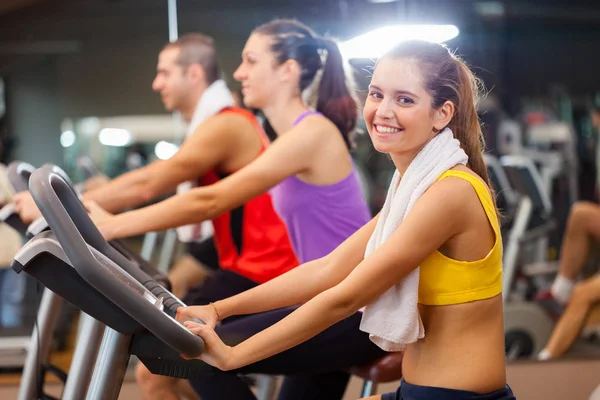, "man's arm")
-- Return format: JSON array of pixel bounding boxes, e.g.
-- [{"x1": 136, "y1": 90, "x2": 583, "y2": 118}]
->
[{"x1": 82, "y1": 113, "x2": 256, "y2": 212}]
